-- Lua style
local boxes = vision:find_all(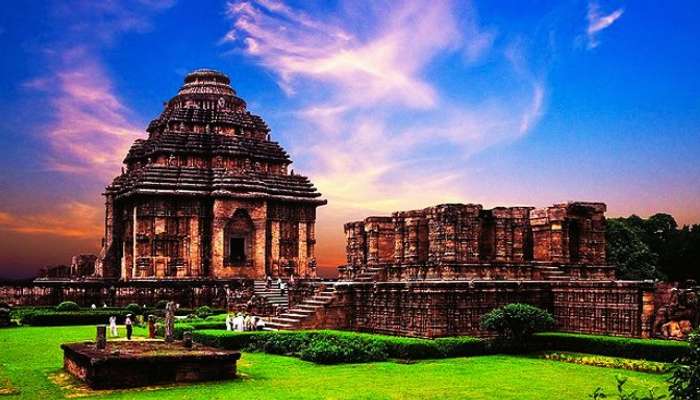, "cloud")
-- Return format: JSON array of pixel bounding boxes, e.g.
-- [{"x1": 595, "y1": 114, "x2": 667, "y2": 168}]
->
[
  {"x1": 224, "y1": 0, "x2": 547, "y2": 224},
  {"x1": 225, "y1": 0, "x2": 462, "y2": 109},
  {"x1": 0, "y1": 202, "x2": 103, "y2": 239},
  {"x1": 28, "y1": 48, "x2": 142, "y2": 179},
  {"x1": 23, "y1": 2, "x2": 176, "y2": 180},
  {"x1": 586, "y1": 1, "x2": 624, "y2": 49}
]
